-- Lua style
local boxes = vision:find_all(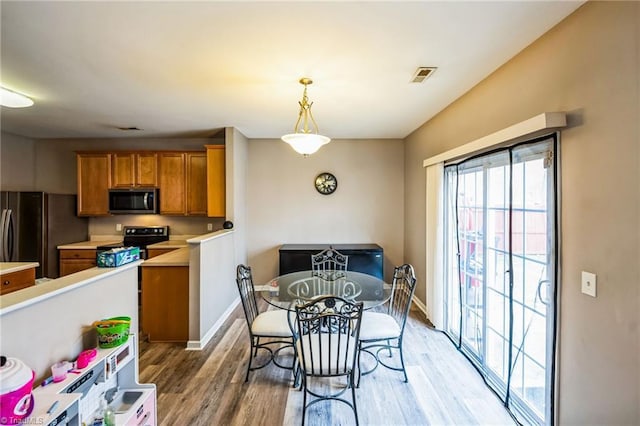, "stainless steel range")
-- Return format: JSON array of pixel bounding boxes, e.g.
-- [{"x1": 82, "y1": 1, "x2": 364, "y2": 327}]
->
[{"x1": 97, "y1": 225, "x2": 169, "y2": 260}]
